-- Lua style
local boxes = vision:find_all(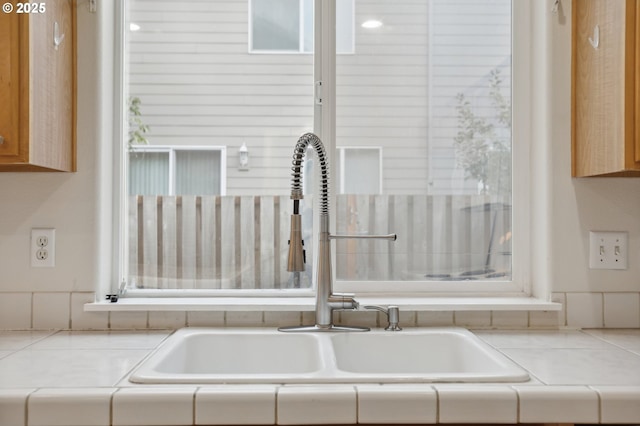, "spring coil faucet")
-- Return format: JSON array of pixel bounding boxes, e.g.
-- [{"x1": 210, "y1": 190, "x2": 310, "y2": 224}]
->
[{"x1": 279, "y1": 133, "x2": 397, "y2": 332}]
